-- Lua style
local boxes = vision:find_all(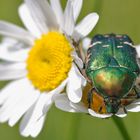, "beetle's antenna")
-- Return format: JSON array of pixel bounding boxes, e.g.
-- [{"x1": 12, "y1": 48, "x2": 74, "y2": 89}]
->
[
  {"x1": 72, "y1": 39, "x2": 92, "y2": 84},
  {"x1": 73, "y1": 39, "x2": 85, "y2": 63},
  {"x1": 74, "y1": 61, "x2": 92, "y2": 84}
]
